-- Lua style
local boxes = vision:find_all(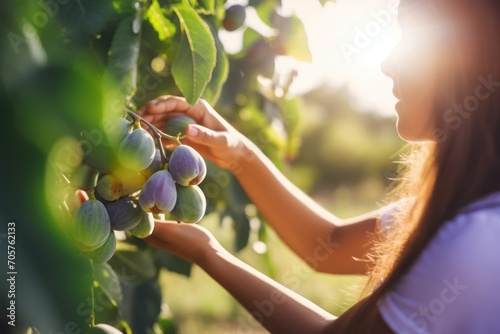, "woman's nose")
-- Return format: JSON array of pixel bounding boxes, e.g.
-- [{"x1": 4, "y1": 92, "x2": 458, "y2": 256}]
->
[{"x1": 381, "y1": 53, "x2": 396, "y2": 79}]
